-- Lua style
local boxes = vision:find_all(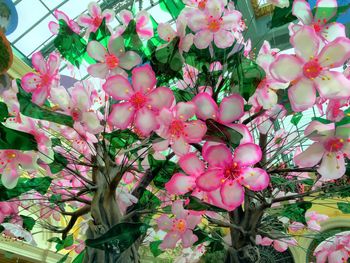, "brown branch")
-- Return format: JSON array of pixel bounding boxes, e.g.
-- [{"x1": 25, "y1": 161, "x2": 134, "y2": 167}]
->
[
  {"x1": 242, "y1": 110, "x2": 266, "y2": 125},
  {"x1": 268, "y1": 167, "x2": 316, "y2": 173},
  {"x1": 206, "y1": 216, "x2": 246, "y2": 233}
]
